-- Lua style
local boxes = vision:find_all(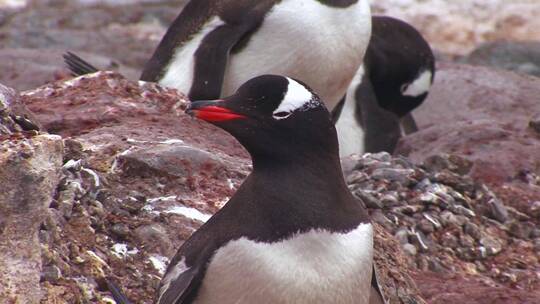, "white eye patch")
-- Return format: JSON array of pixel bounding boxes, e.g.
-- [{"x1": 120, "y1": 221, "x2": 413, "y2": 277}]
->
[
  {"x1": 272, "y1": 77, "x2": 318, "y2": 120},
  {"x1": 401, "y1": 70, "x2": 433, "y2": 97}
]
